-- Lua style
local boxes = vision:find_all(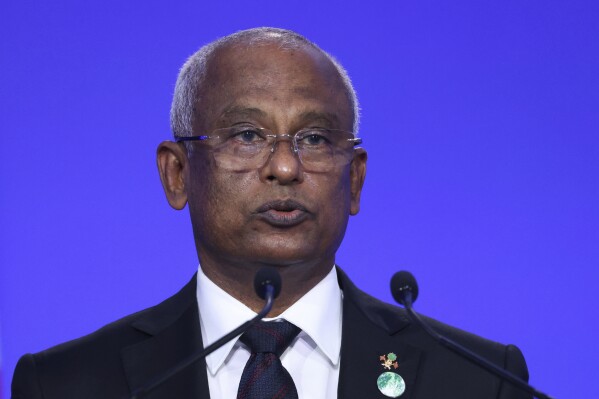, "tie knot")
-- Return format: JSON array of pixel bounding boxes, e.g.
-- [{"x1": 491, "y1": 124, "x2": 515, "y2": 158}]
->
[{"x1": 240, "y1": 320, "x2": 300, "y2": 356}]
